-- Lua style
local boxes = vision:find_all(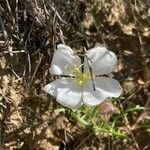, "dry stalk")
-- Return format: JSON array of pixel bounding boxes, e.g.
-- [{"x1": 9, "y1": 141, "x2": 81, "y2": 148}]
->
[
  {"x1": 30, "y1": 53, "x2": 43, "y2": 85},
  {"x1": 0, "y1": 15, "x2": 13, "y2": 57}
]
